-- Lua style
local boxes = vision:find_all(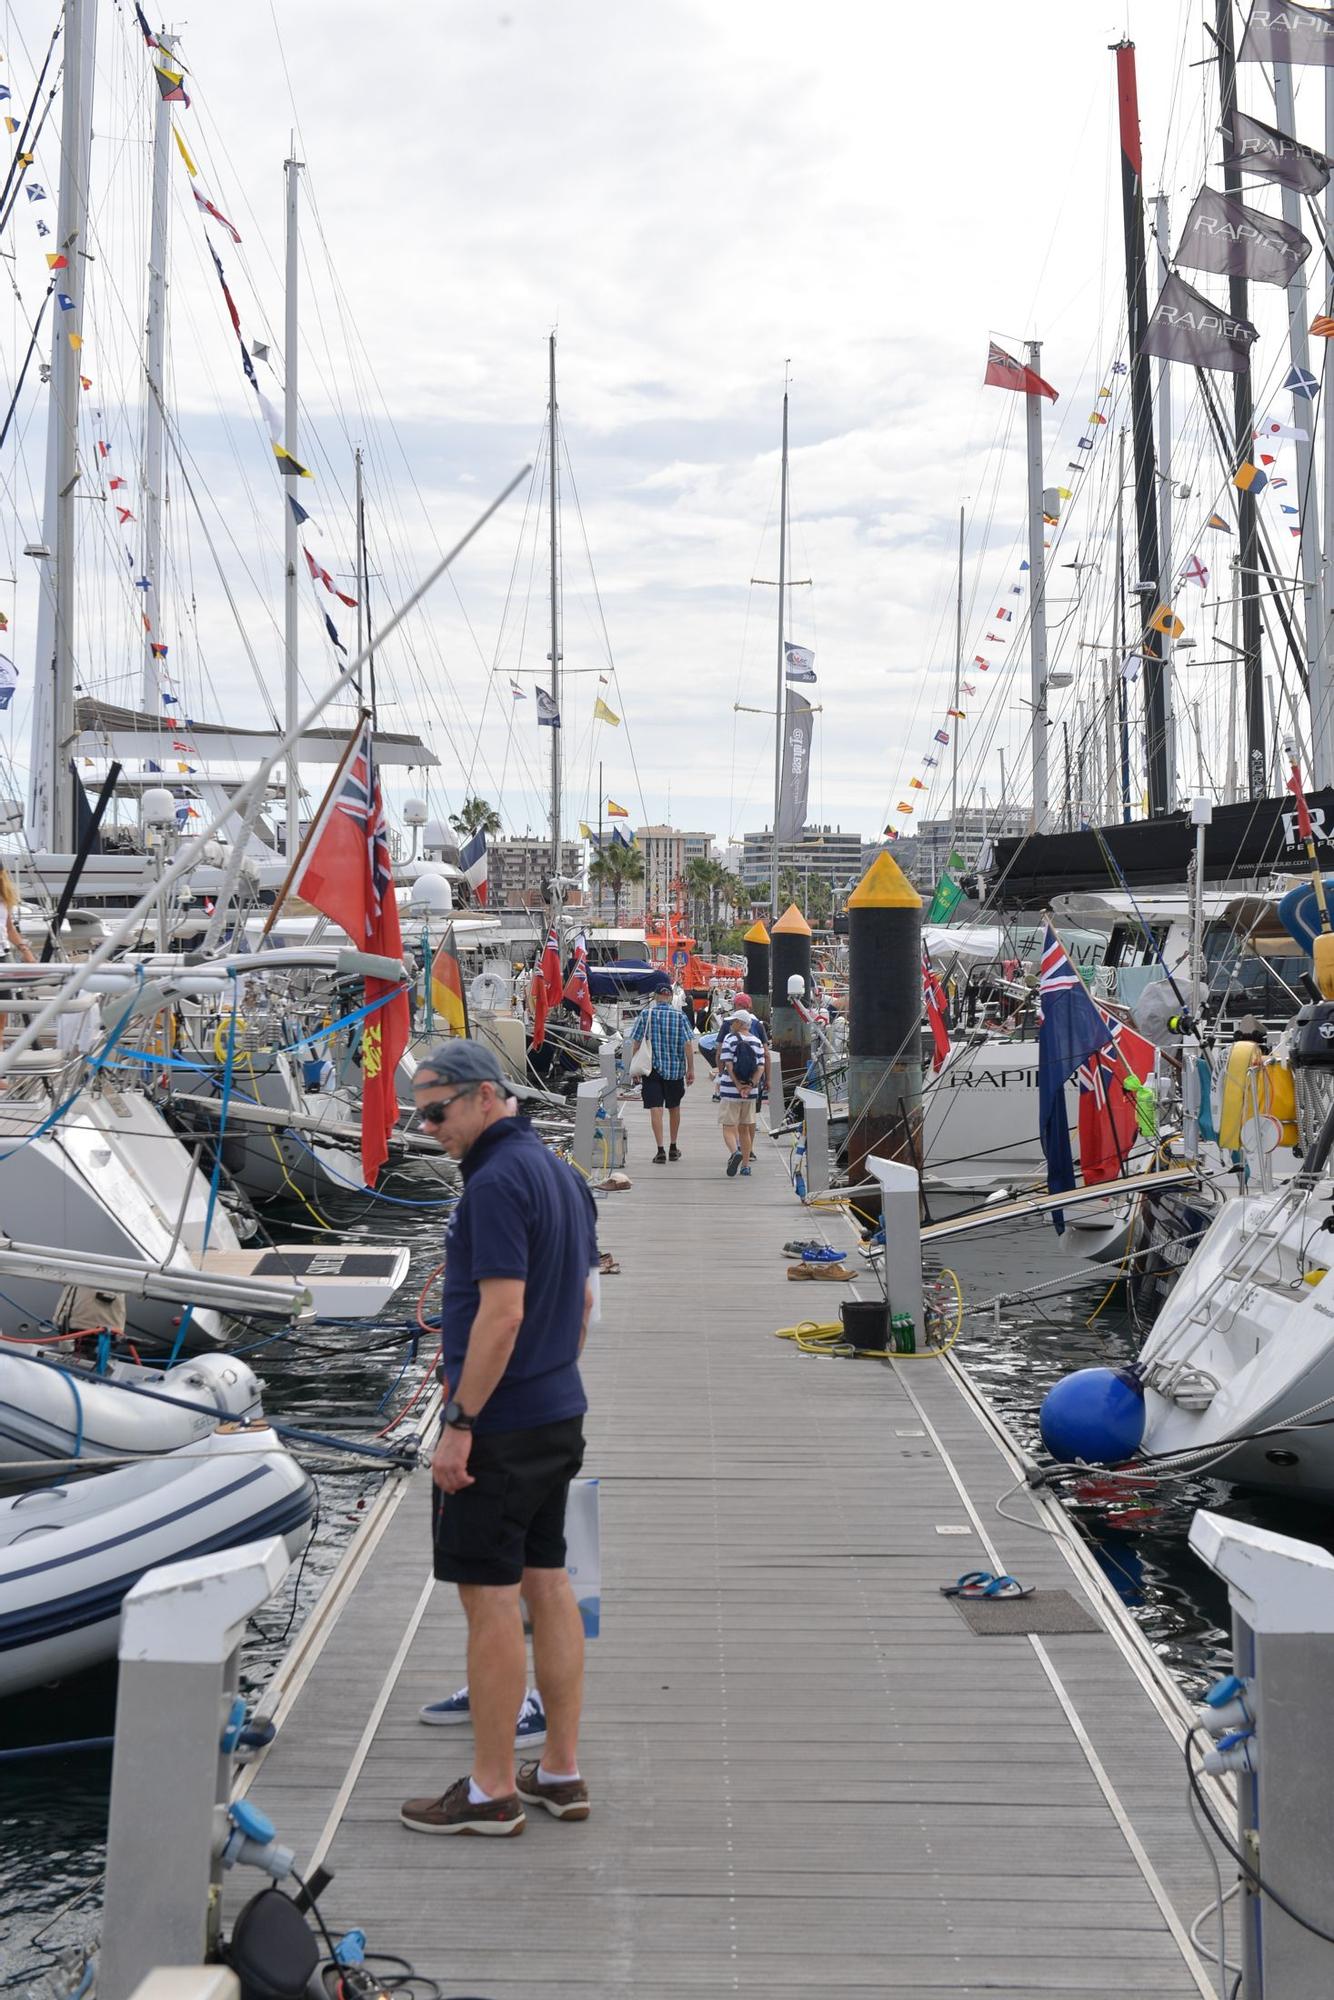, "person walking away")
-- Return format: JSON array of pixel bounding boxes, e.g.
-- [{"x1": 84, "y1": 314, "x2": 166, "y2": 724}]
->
[
  {"x1": 730, "y1": 990, "x2": 774, "y2": 1107},
  {"x1": 718, "y1": 1007, "x2": 766, "y2": 1178},
  {"x1": 627, "y1": 976, "x2": 695, "y2": 1163},
  {"x1": 400, "y1": 1041, "x2": 597, "y2": 1837}
]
